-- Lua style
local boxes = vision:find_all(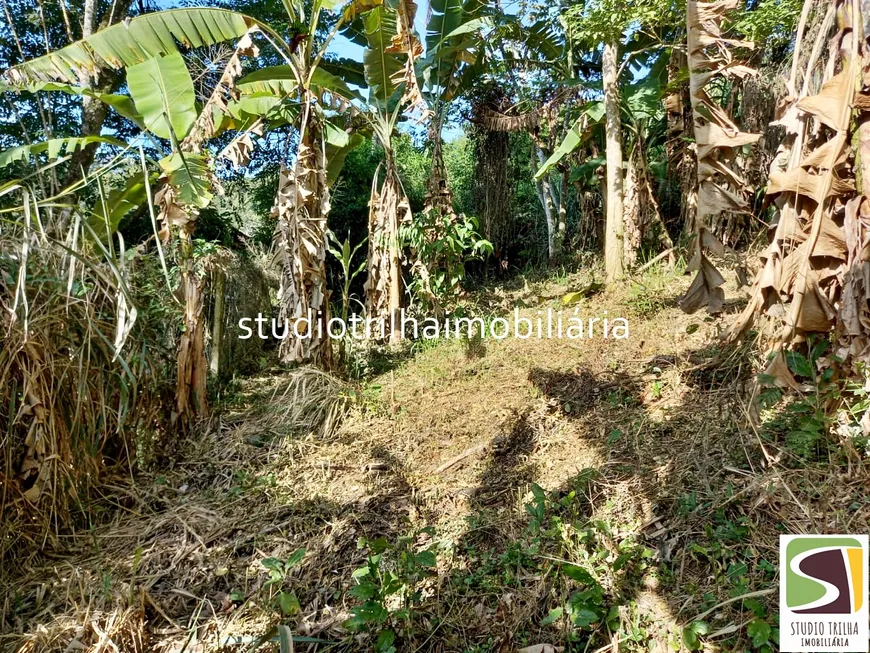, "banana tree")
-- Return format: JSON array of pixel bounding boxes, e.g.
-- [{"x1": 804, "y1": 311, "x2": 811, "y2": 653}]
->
[
  {"x1": 226, "y1": 0, "x2": 375, "y2": 368},
  {"x1": 355, "y1": 0, "x2": 428, "y2": 343},
  {"x1": 421, "y1": 0, "x2": 485, "y2": 216},
  {"x1": 2, "y1": 8, "x2": 283, "y2": 421}
]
